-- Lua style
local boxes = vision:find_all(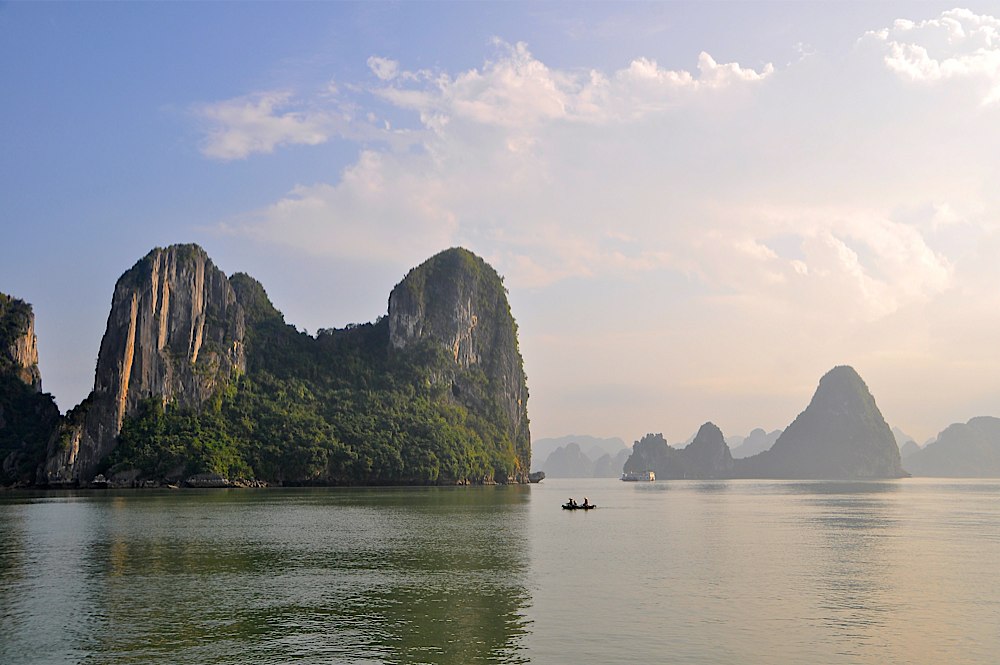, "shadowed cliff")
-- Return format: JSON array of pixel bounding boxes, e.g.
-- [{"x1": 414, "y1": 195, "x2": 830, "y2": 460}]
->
[{"x1": 0, "y1": 294, "x2": 60, "y2": 485}]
